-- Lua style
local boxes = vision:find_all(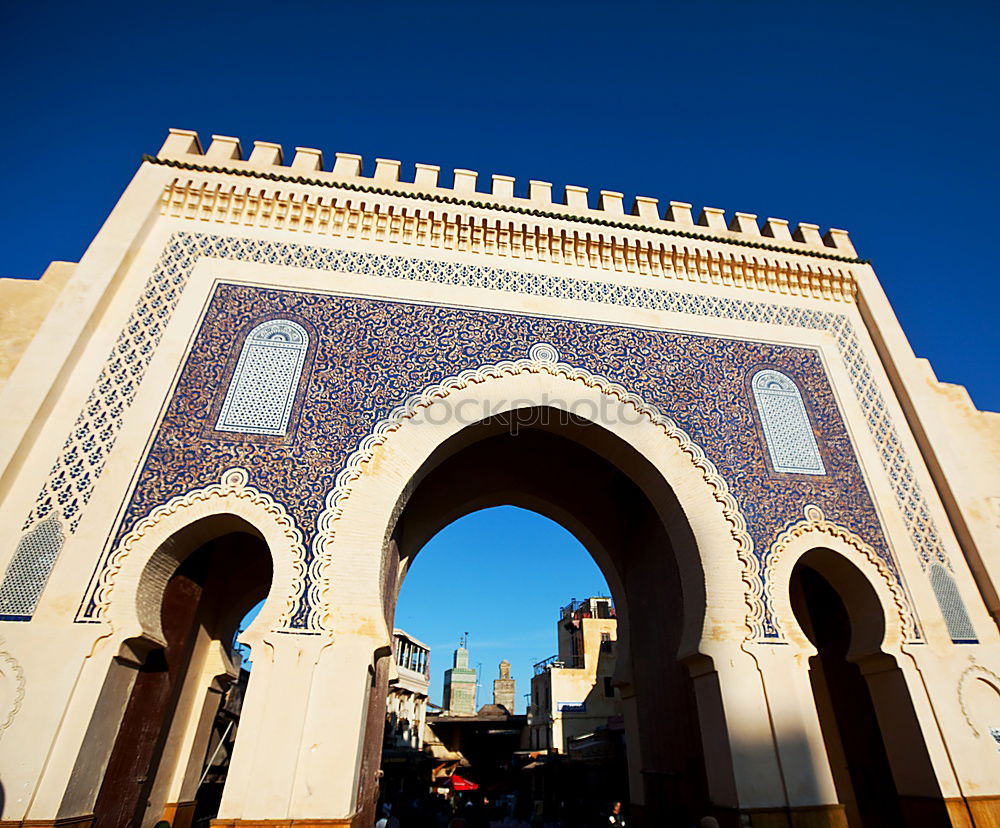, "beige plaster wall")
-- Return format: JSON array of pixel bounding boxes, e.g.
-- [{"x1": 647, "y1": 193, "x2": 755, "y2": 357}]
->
[
  {"x1": 854, "y1": 264, "x2": 1000, "y2": 632},
  {"x1": 0, "y1": 262, "x2": 75, "y2": 385},
  {"x1": 913, "y1": 362, "x2": 1000, "y2": 613}
]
